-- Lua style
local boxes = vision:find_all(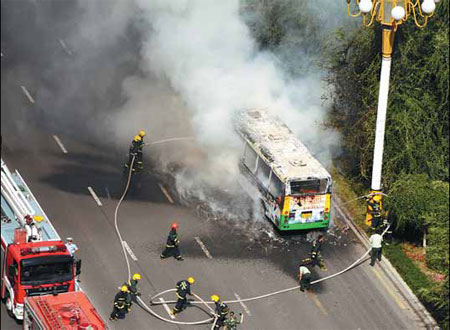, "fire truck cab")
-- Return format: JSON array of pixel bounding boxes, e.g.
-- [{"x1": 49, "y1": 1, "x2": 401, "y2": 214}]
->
[
  {"x1": 1, "y1": 159, "x2": 80, "y2": 320},
  {"x1": 23, "y1": 291, "x2": 106, "y2": 330}
]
